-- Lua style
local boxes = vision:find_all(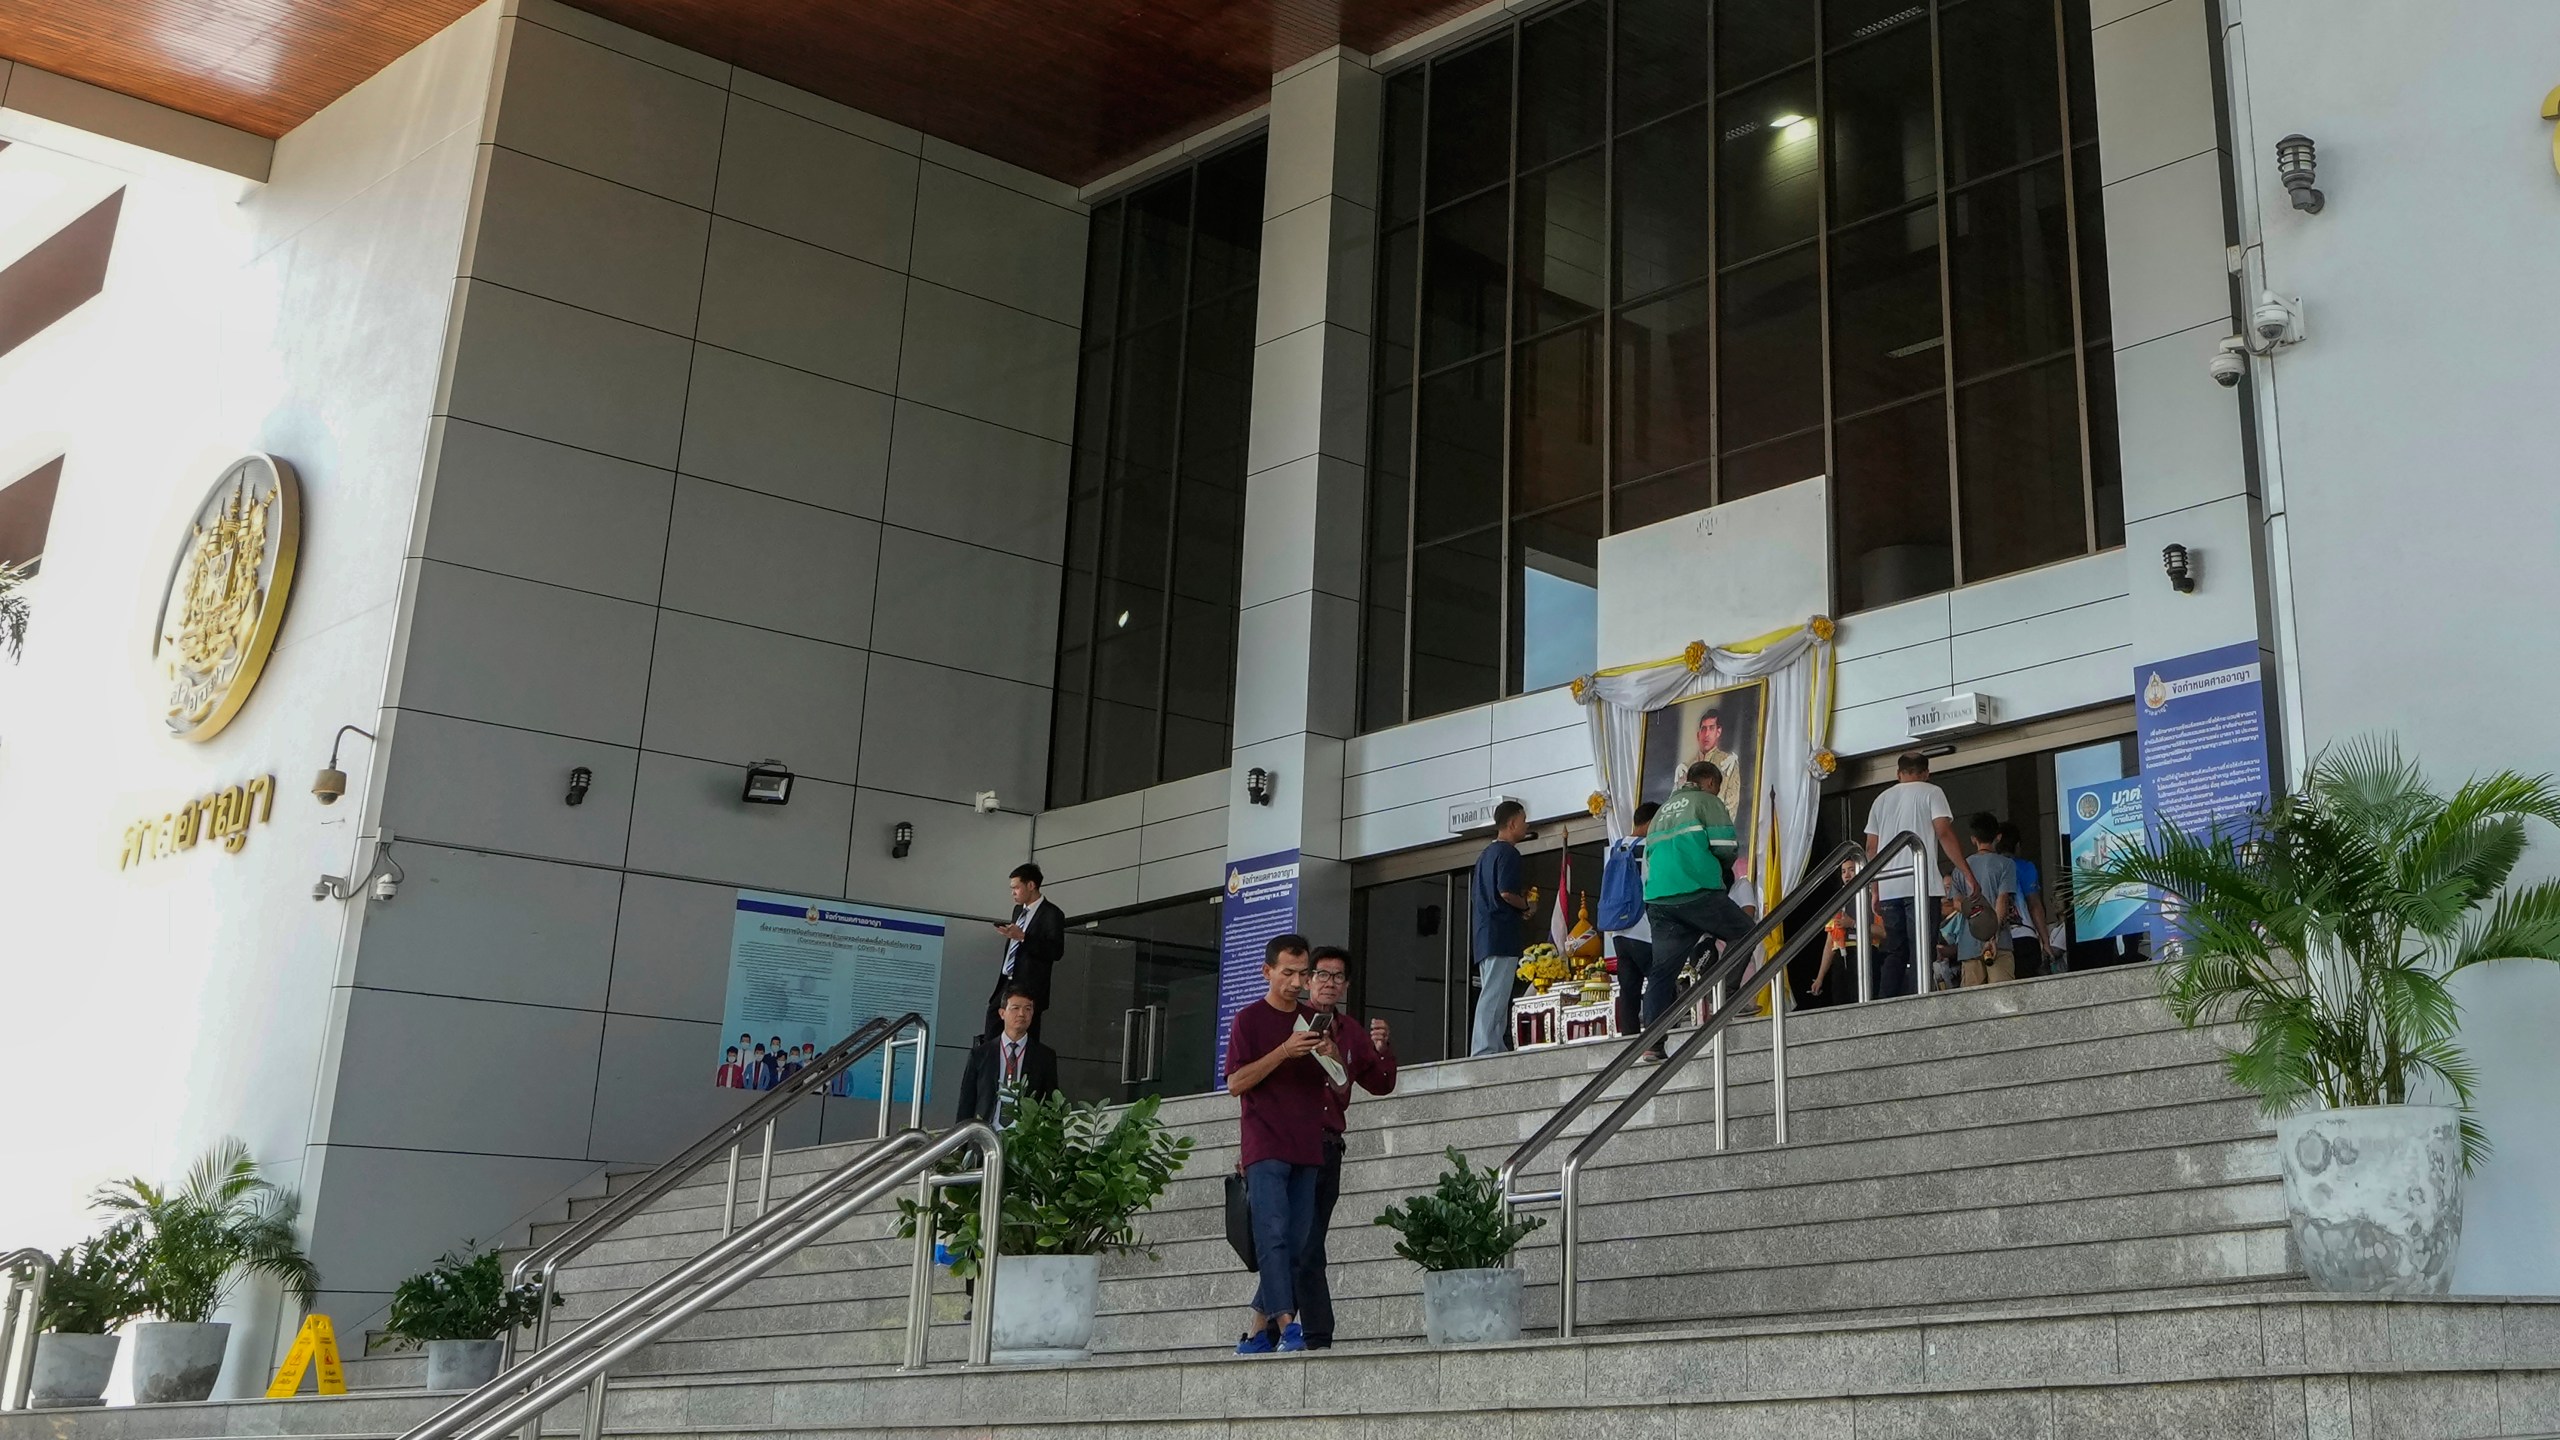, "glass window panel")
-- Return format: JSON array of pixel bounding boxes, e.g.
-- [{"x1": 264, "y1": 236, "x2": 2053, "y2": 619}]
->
[
  {"x1": 1941, "y1": 0, "x2": 2064, "y2": 184},
  {"x1": 1363, "y1": 390, "x2": 1413, "y2": 730},
  {"x1": 1108, "y1": 320, "x2": 1184, "y2": 475},
  {"x1": 1120, "y1": 173, "x2": 1191, "y2": 330},
  {"x1": 2073, "y1": 152, "x2": 2110, "y2": 346},
  {"x1": 1829, "y1": 205, "x2": 1944, "y2": 415},
  {"x1": 1513, "y1": 321, "x2": 1603, "y2": 513},
  {"x1": 1721, "y1": 428, "x2": 1826, "y2": 502},
  {"x1": 1948, "y1": 161, "x2": 2074, "y2": 379},
  {"x1": 1718, "y1": 245, "x2": 1823, "y2": 450},
  {"x1": 1410, "y1": 529, "x2": 1503, "y2": 719},
  {"x1": 1516, "y1": 153, "x2": 1607, "y2": 335},
  {"x1": 1613, "y1": 459, "x2": 1714, "y2": 530},
  {"x1": 1827, "y1": 0, "x2": 1929, "y2": 49},
  {"x1": 1161, "y1": 712, "x2": 1230, "y2": 782},
  {"x1": 1421, "y1": 188, "x2": 1509, "y2": 369},
  {"x1": 1428, "y1": 34, "x2": 1515, "y2": 206},
  {"x1": 1615, "y1": 0, "x2": 1712, "y2": 132},
  {"x1": 1957, "y1": 356, "x2": 2085, "y2": 582},
  {"x1": 1414, "y1": 355, "x2": 1506, "y2": 543},
  {"x1": 1824, "y1": 22, "x2": 1935, "y2": 227},
  {"x1": 1376, "y1": 224, "x2": 1420, "y2": 388},
  {"x1": 1048, "y1": 556, "x2": 1094, "y2": 805},
  {"x1": 1833, "y1": 396, "x2": 1952, "y2": 611},
  {"x1": 1091, "y1": 576, "x2": 1165, "y2": 714},
  {"x1": 1719, "y1": 70, "x2": 1822, "y2": 261},
  {"x1": 1614, "y1": 282, "x2": 1714, "y2": 482},
  {"x1": 1086, "y1": 697, "x2": 1160, "y2": 802},
  {"x1": 1517, "y1": 1, "x2": 1605, "y2": 170},
  {"x1": 1189, "y1": 142, "x2": 1268, "y2": 297},
  {"x1": 1383, "y1": 68, "x2": 1428, "y2": 227},
  {"x1": 1165, "y1": 588, "x2": 1238, "y2": 727},
  {"x1": 1179, "y1": 288, "x2": 1256, "y2": 484},
  {"x1": 1615, "y1": 105, "x2": 1714, "y2": 301},
  {"x1": 1718, "y1": 0, "x2": 1813, "y2": 90},
  {"x1": 2063, "y1": 0, "x2": 2099, "y2": 153},
  {"x1": 2086, "y1": 343, "x2": 2124, "y2": 550},
  {"x1": 1512, "y1": 502, "x2": 1602, "y2": 694},
  {"x1": 1081, "y1": 200, "x2": 1124, "y2": 342}
]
